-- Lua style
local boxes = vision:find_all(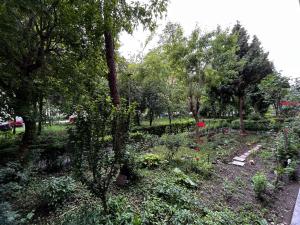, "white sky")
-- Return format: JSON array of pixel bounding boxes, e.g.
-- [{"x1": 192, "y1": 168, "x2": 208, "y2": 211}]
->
[{"x1": 120, "y1": 0, "x2": 300, "y2": 79}]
